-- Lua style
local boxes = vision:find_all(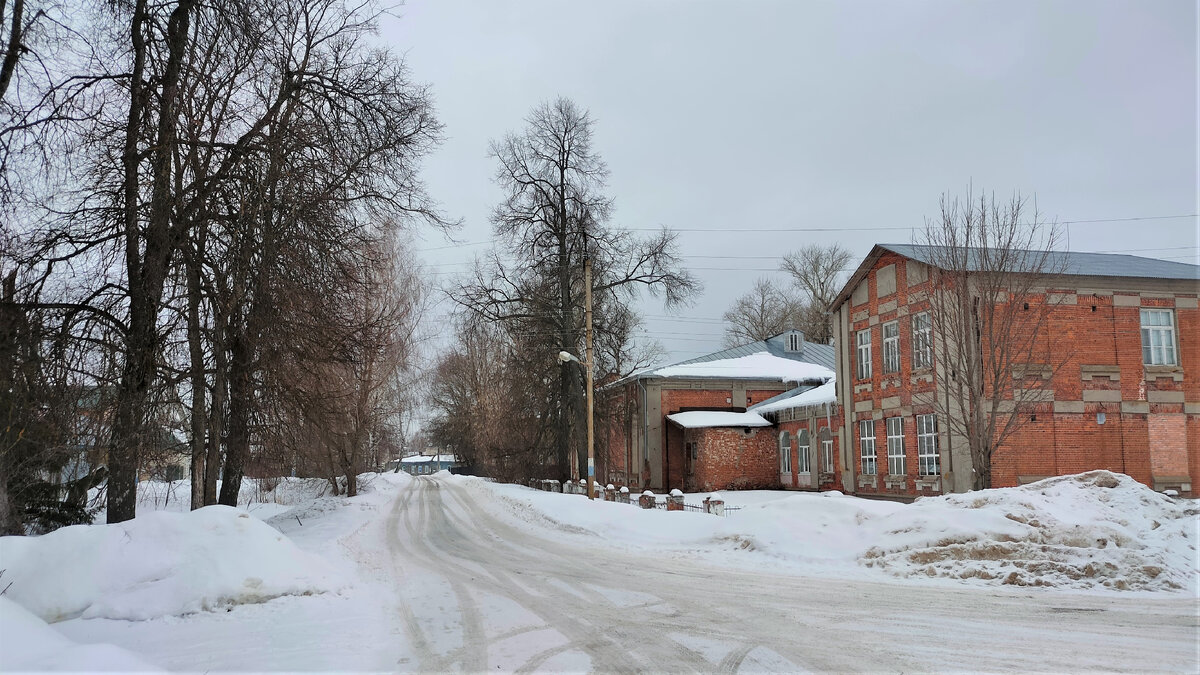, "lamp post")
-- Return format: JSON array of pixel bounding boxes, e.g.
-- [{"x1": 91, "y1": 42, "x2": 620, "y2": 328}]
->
[{"x1": 557, "y1": 258, "x2": 595, "y2": 500}]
